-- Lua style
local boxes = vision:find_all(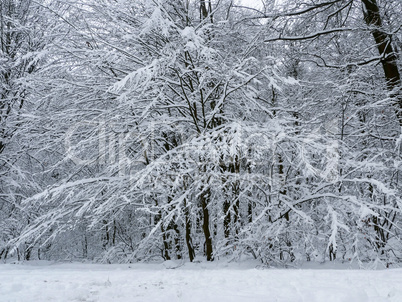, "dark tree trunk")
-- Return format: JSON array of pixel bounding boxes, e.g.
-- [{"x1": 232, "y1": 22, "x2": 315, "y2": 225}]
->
[
  {"x1": 102, "y1": 220, "x2": 109, "y2": 249},
  {"x1": 223, "y1": 200, "x2": 231, "y2": 241},
  {"x1": 200, "y1": 0, "x2": 208, "y2": 19},
  {"x1": 161, "y1": 227, "x2": 171, "y2": 261},
  {"x1": 200, "y1": 0, "x2": 213, "y2": 22},
  {"x1": 247, "y1": 158, "x2": 253, "y2": 223},
  {"x1": 112, "y1": 220, "x2": 116, "y2": 246},
  {"x1": 329, "y1": 244, "x2": 336, "y2": 261},
  {"x1": 83, "y1": 234, "x2": 88, "y2": 259},
  {"x1": 278, "y1": 154, "x2": 289, "y2": 221},
  {"x1": 184, "y1": 198, "x2": 195, "y2": 262},
  {"x1": 201, "y1": 188, "x2": 213, "y2": 261},
  {"x1": 172, "y1": 221, "x2": 182, "y2": 259},
  {"x1": 248, "y1": 201, "x2": 253, "y2": 223},
  {"x1": 154, "y1": 199, "x2": 170, "y2": 261},
  {"x1": 0, "y1": 248, "x2": 7, "y2": 259},
  {"x1": 221, "y1": 157, "x2": 231, "y2": 244},
  {"x1": 231, "y1": 156, "x2": 240, "y2": 237},
  {"x1": 361, "y1": 0, "x2": 402, "y2": 125}
]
